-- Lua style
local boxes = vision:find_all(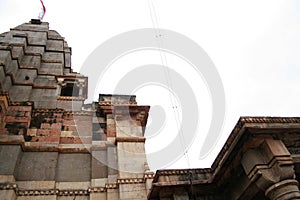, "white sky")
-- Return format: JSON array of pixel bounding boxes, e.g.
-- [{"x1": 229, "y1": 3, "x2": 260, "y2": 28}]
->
[{"x1": 1, "y1": 0, "x2": 300, "y2": 171}]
